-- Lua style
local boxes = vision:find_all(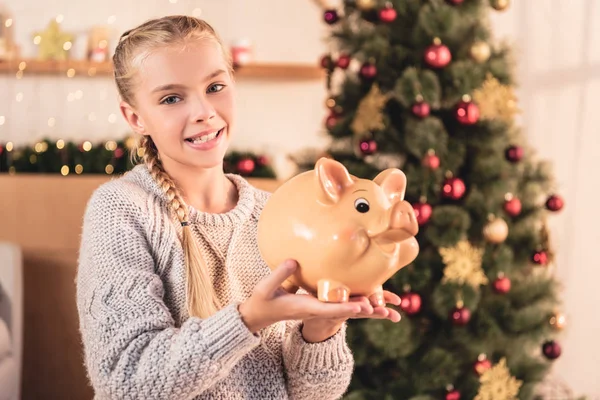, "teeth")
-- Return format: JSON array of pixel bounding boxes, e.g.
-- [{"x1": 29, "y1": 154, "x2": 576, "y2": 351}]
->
[{"x1": 188, "y1": 129, "x2": 220, "y2": 144}]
